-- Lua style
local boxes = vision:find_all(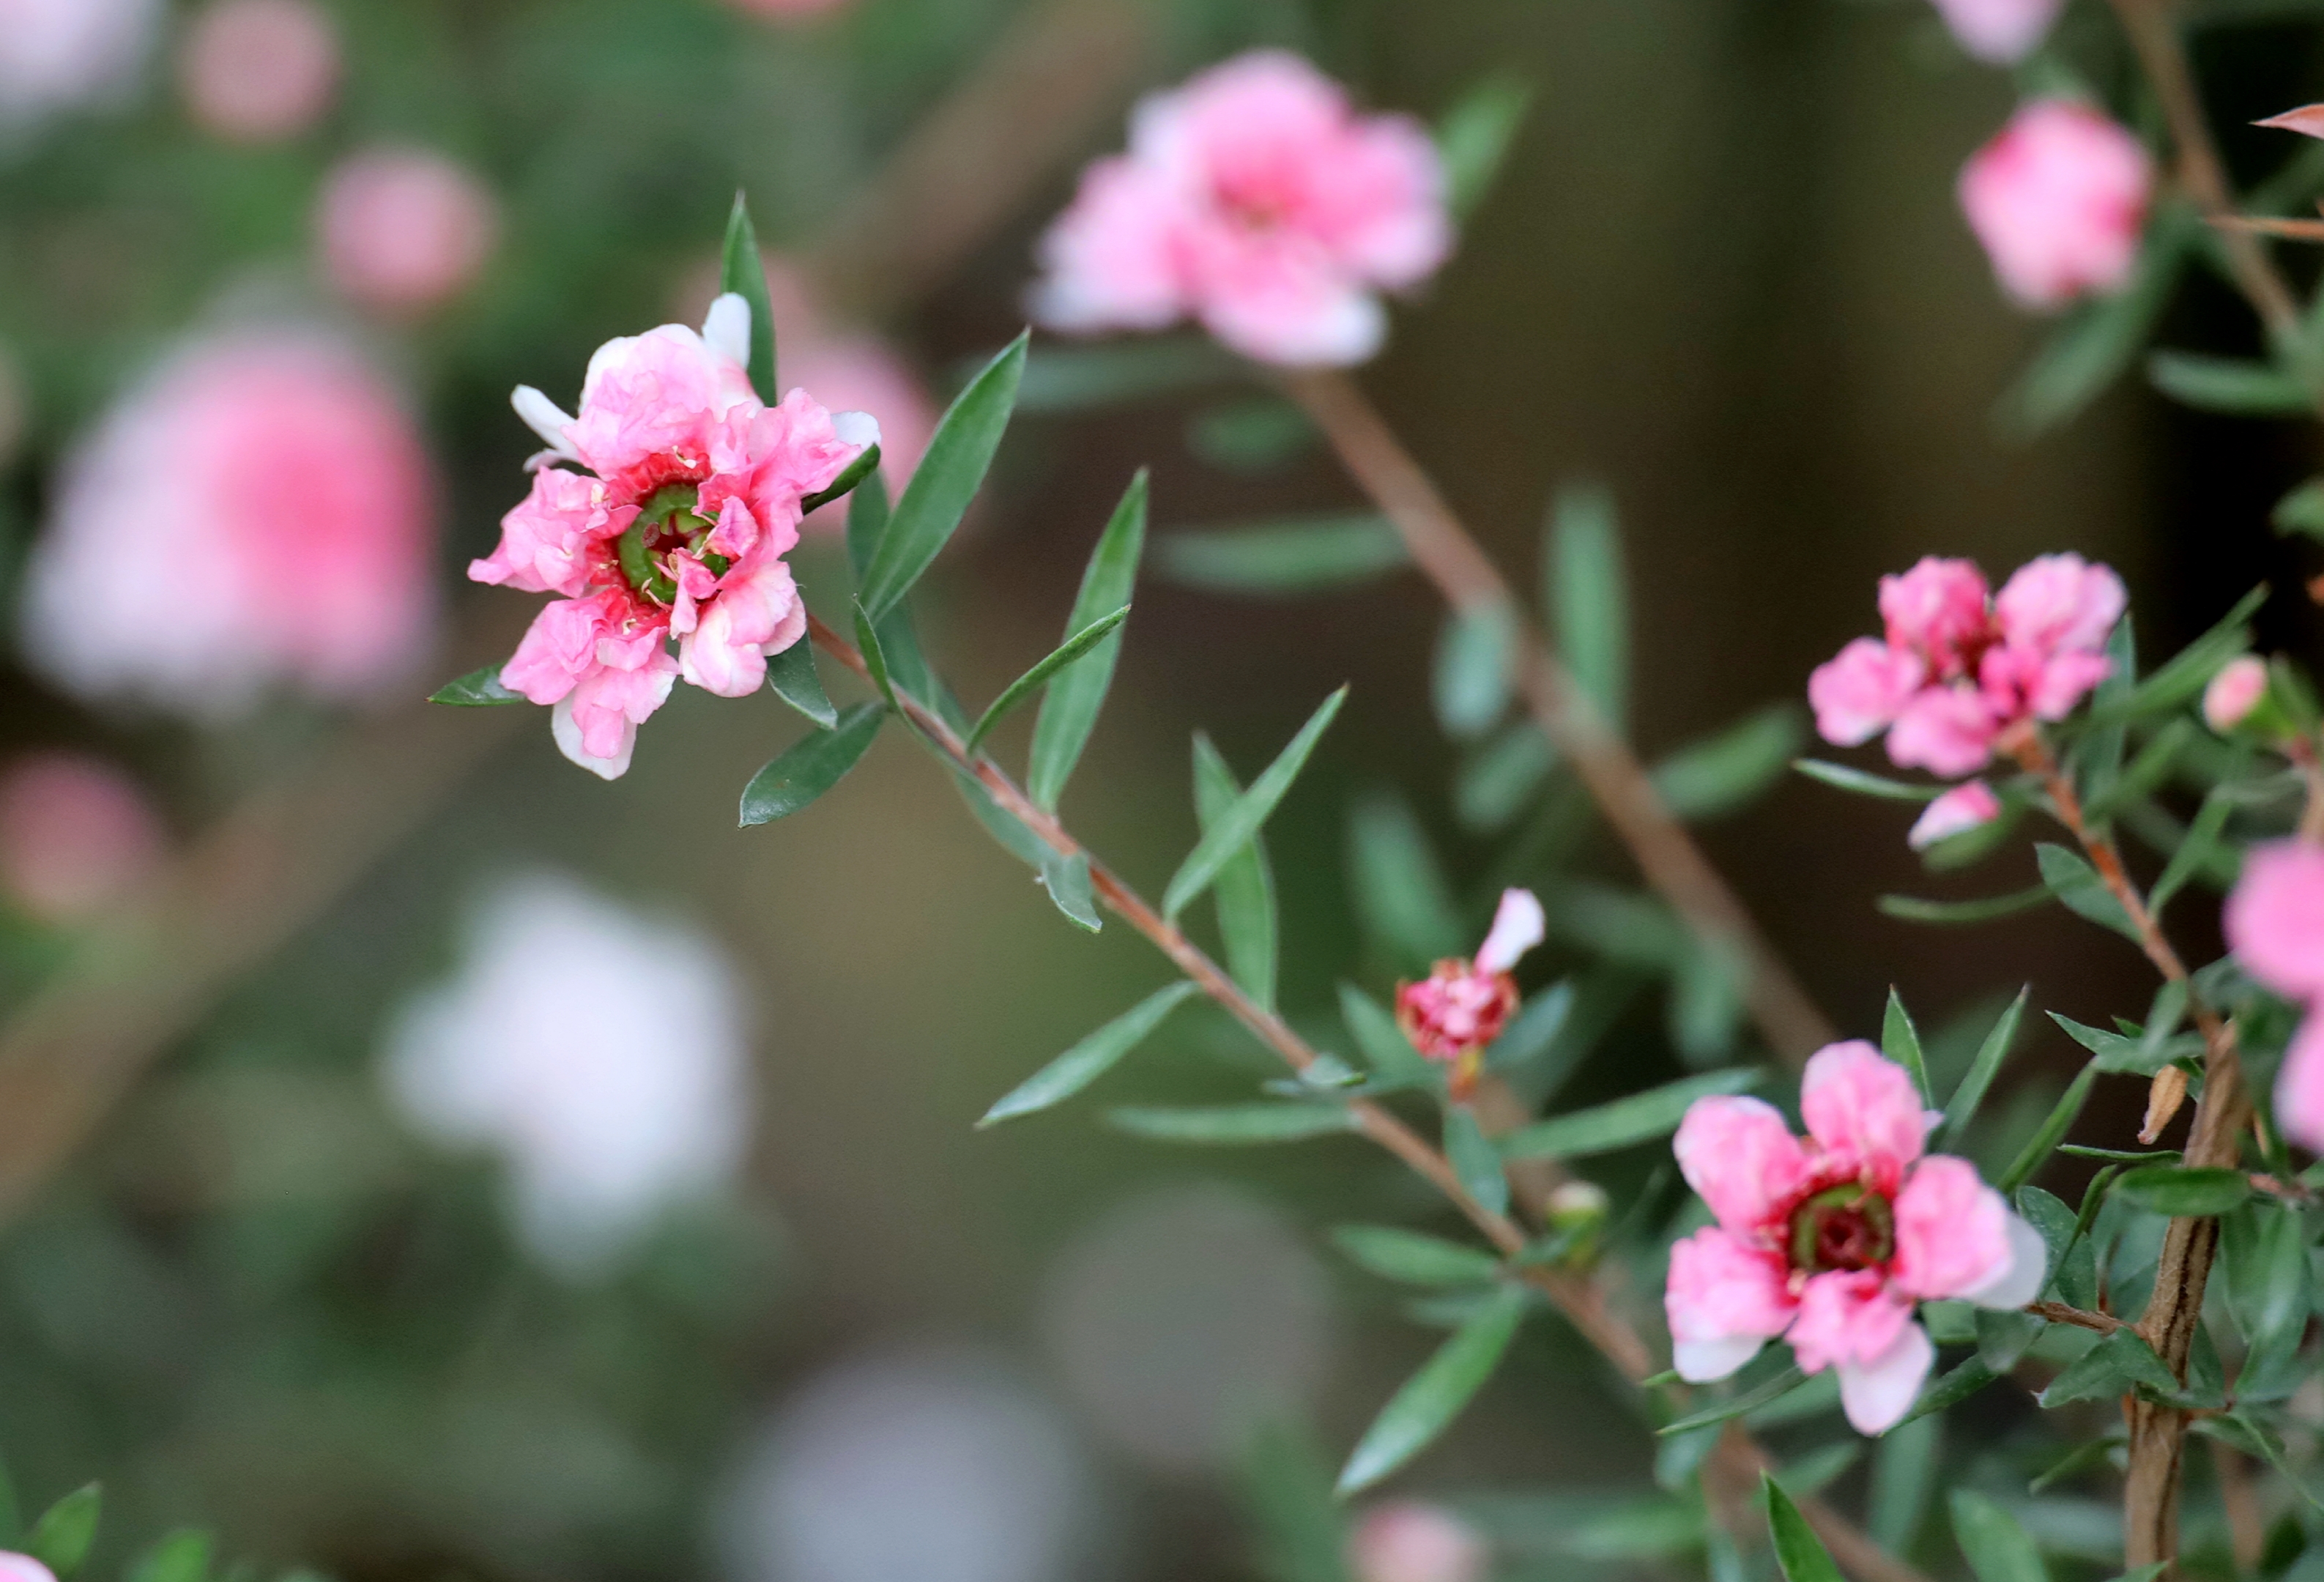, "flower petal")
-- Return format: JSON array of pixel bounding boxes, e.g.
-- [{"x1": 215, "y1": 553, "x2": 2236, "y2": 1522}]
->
[
  {"x1": 1963, "y1": 1209, "x2": 2050, "y2": 1312},
  {"x1": 1474, "y1": 887, "x2": 1545, "y2": 975},
  {"x1": 1836, "y1": 1321, "x2": 1934, "y2": 1436},
  {"x1": 1800, "y1": 1041, "x2": 1928, "y2": 1187},
  {"x1": 1673, "y1": 1096, "x2": 1811, "y2": 1233}
]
